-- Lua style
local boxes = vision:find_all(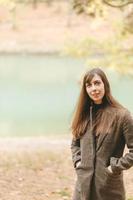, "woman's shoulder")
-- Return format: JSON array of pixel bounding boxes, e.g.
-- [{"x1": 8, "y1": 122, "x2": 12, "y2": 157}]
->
[
  {"x1": 106, "y1": 106, "x2": 132, "y2": 119},
  {"x1": 114, "y1": 107, "x2": 133, "y2": 121}
]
